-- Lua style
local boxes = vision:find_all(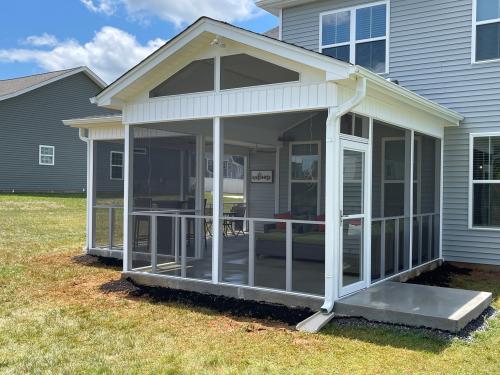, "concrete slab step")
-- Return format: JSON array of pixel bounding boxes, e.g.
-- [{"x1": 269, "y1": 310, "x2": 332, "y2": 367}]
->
[
  {"x1": 334, "y1": 282, "x2": 492, "y2": 332},
  {"x1": 296, "y1": 311, "x2": 335, "y2": 333}
]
